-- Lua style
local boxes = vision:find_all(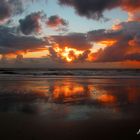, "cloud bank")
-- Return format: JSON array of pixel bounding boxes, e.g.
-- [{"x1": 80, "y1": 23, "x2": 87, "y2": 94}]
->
[
  {"x1": 0, "y1": 0, "x2": 140, "y2": 65},
  {"x1": 0, "y1": 26, "x2": 49, "y2": 54}
]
